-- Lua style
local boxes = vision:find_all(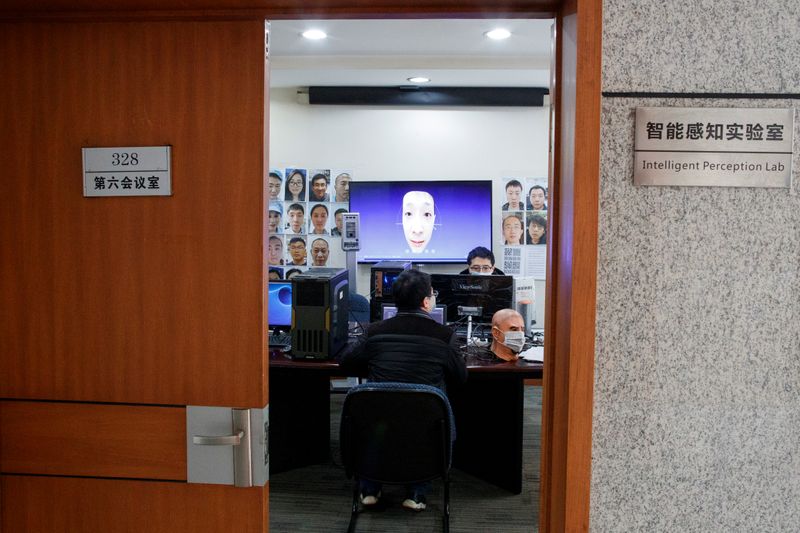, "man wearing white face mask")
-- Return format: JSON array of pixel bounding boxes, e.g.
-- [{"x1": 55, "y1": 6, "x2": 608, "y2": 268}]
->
[
  {"x1": 459, "y1": 246, "x2": 506, "y2": 276},
  {"x1": 490, "y1": 309, "x2": 526, "y2": 361}
]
